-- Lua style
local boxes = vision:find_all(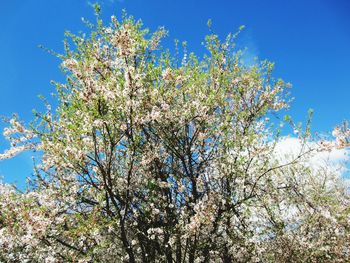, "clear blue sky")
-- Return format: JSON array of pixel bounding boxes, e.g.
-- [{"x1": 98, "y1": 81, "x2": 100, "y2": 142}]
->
[{"x1": 1, "y1": 0, "x2": 350, "y2": 188}]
